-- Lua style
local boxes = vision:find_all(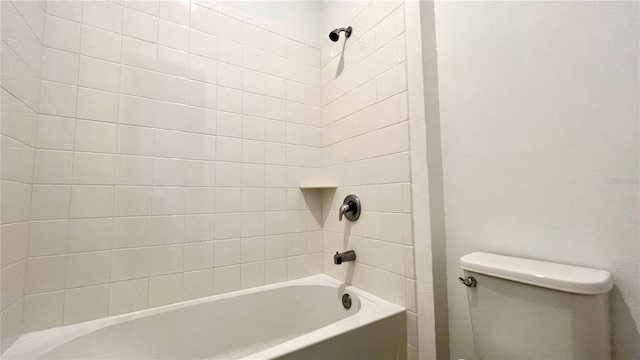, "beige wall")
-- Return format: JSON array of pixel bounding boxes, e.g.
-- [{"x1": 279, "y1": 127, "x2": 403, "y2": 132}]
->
[{"x1": 434, "y1": 2, "x2": 639, "y2": 358}]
